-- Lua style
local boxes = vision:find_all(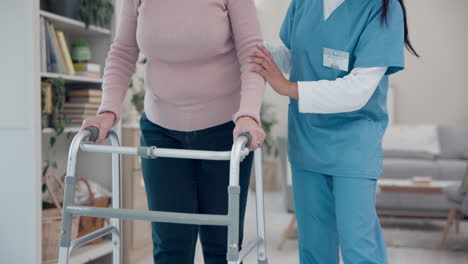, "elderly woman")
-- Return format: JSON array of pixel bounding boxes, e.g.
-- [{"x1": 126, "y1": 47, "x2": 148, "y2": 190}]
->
[{"x1": 82, "y1": 0, "x2": 265, "y2": 263}]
